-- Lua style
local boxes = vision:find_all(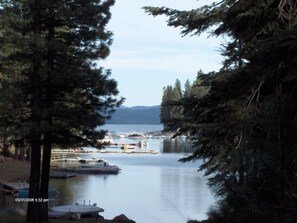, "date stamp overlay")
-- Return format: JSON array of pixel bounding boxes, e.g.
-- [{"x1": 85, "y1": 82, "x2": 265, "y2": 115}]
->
[{"x1": 15, "y1": 198, "x2": 49, "y2": 203}]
